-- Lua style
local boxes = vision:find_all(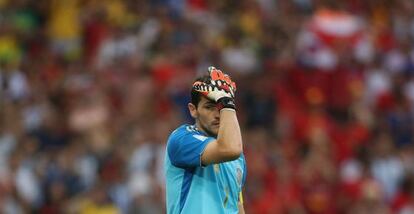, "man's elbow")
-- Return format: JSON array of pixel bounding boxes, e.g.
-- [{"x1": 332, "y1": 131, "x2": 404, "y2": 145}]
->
[
  {"x1": 228, "y1": 148, "x2": 242, "y2": 160},
  {"x1": 219, "y1": 144, "x2": 243, "y2": 161}
]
